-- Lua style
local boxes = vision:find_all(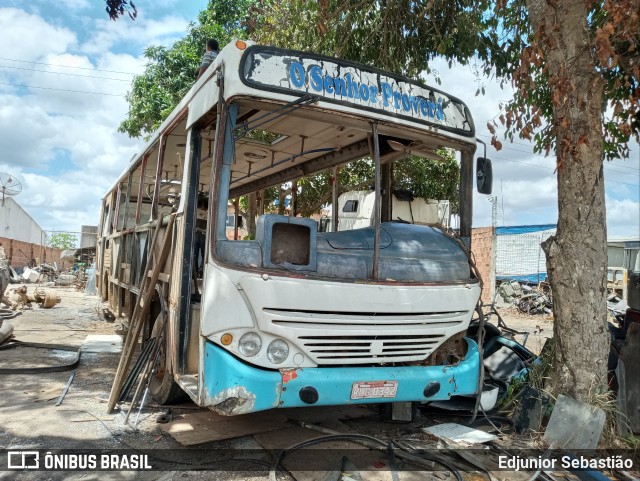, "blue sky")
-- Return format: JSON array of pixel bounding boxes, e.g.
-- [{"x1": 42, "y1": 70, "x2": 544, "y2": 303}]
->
[{"x1": 0, "y1": 0, "x2": 638, "y2": 239}]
